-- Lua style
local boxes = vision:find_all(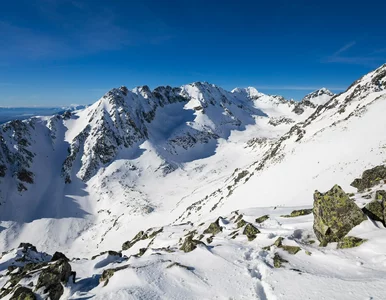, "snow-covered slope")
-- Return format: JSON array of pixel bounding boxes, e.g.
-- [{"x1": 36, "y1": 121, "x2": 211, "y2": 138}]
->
[
  {"x1": 1, "y1": 64, "x2": 386, "y2": 299},
  {"x1": 178, "y1": 63, "x2": 386, "y2": 222}
]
